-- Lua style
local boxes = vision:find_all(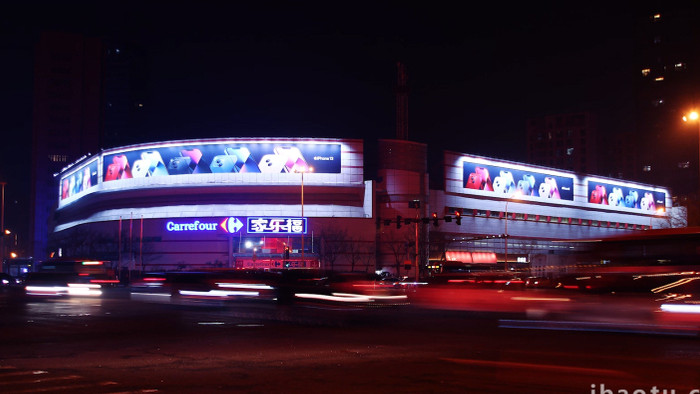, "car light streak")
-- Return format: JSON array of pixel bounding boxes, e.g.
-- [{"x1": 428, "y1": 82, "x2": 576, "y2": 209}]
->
[
  {"x1": 499, "y1": 319, "x2": 699, "y2": 336},
  {"x1": 510, "y1": 297, "x2": 571, "y2": 302},
  {"x1": 130, "y1": 292, "x2": 172, "y2": 298},
  {"x1": 215, "y1": 282, "x2": 274, "y2": 290},
  {"x1": 67, "y1": 283, "x2": 102, "y2": 296},
  {"x1": 652, "y1": 277, "x2": 700, "y2": 293},
  {"x1": 25, "y1": 283, "x2": 102, "y2": 296},
  {"x1": 295, "y1": 292, "x2": 408, "y2": 302},
  {"x1": 178, "y1": 289, "x2": 259, "y2": 297},
  {"x1": 660, "y1": 304, "x2": 700, "y2": 314}
]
